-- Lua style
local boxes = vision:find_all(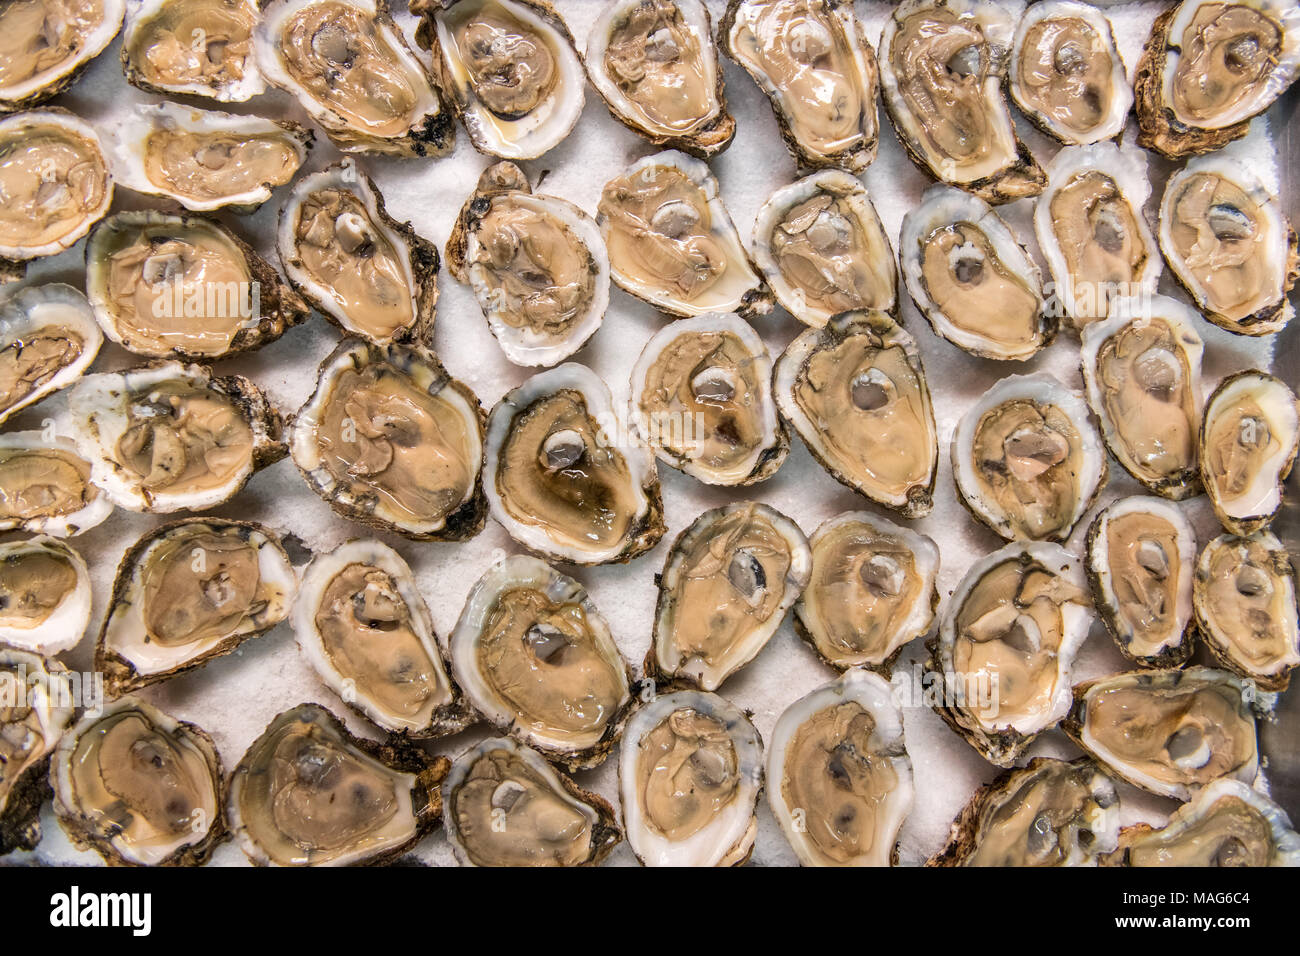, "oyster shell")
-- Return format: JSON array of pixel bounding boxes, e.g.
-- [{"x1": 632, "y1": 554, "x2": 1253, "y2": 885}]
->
[
  {"x1": 647, "y1": 502, "x2": 811, "y2": 691},
  {"x1": 597, "y1": 150, "x2": 771, "y2": 318},
  {"x1": 1200, "y1": 370, "x2": 1299, "y2": 534},
  {"x1": 51, "y1": 696, "x2": 225, "y2": 866},
  {"x1": 0, "y1": 0, "x2": 124, "y2": 111},
  {"x1": 484, "y1": 363, "x2": 665, "y2": 565},
  {"x1": 1008, "y1": 0, "x2": 1131, "y2": 145},
  {"x1": 255, "y1": 0, "x2": 454, "y2": 156},
  {"x1": 96, "y1": 518, "x2": 297, "y2": 696},
  {"x1": 122, "y1": 0, "x2": 263, "y2": 102},
  {"x1": 294, "y1": 539, "x2": 471, "y2": 737},
  {"x1": 290, "y1": 339, "x2": 486, "y2": 541},
  {"x1": 1102, "y1": 777, "x2": 1300, "y2": 866},
  {"x1": 0, "y1": 535, "x2": 91, "y2": 655},
  {"x1": 109, "y1": 101, "x2": 310, "y2": 213},
  {"x1": 929, "y1": 540, "x2": 1094, "y2": 766},
  {"x1": 929, "y1": 757, "x2": 1119, "y2": 866},
  {"x1": 619, "y1": 688, "x2": 763, "y2": 867},
  {"x1": 1034, "y1": 142, "x2": 1162, "y2": 330},
  {"x1": 1086, "y1": 495, "x2": 1197, "y2": 668},
  {"x1": 586, "y1": 0, "x2": 734, "y2": 157},
  {"x1": 768, "y1": 669, "x2": 913, "y2": 867},
  {"x1": 774, "y1": 310, "x2": 938, "y2": 517},
  {"x1": 443, "y1": 736, "x2": 622, "y2": 866},
  {"x1": 794, "y1": 512, "x2": 939, "y2": 672},
  {"x1": 449, "y1": 555, "x2": 632, "y2": 770},
  {"x1": 629, "y1": 312, "x2": 786, "y2": 486},
  {"x1": 84, "y1": 210, "x2": 309, "y2": 360},
  {"x1": 0, "y1": 432, "x2": 113, "y2": 537},
  {"x1": 1159, "y1": 152, "x2": 1299, "y2": 336},
  {"x1": 879, "y1": 0, "x2": 1045, "y2": 203},
  {"x1": 1080, "y1": 295, "x2": 1204, "y2": 498},
  {"x1": 1194, "y1": 530, "x2": 1300, "y2": 691},
  {"x1": 227, "y1": 702, "x2": 449, "y2": 866},
  {"x1": 277, "y1": 159, "x2": 439, "y2": 347},
  {"x1": 414, "y1": 0, "x2": 583, "y2": 159},
  {"x1": 68, "y1": 361, "x2": 285, "y2": 513},
  {"x1": 752, "y1": 169, "x2": 897, "y2": 328},
  {"x1": 952, "y1": 372, "x2": 1107, "y2": 542},
  {"x1": 719, "y1": 0, "x2": 879, "y2": 172},
  {"x1": 898, "y1": 184, "x2": 1052, "y2": 360},
  {"x1": 447, "y1": 162, "x2": 609, "y2": 367},
  {"x1": 1064, "y1": 667, "x2": 1261, "y2": 800},
  {"x1": 0, "y1": 648, "x2": 73, "y2": 855},
  {"x1": 1135, "y1": 0, "x2": 1300, "y2": 157},
  {"x1": 0, "y1": 283, "x2": 102, "y2": 425}
]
